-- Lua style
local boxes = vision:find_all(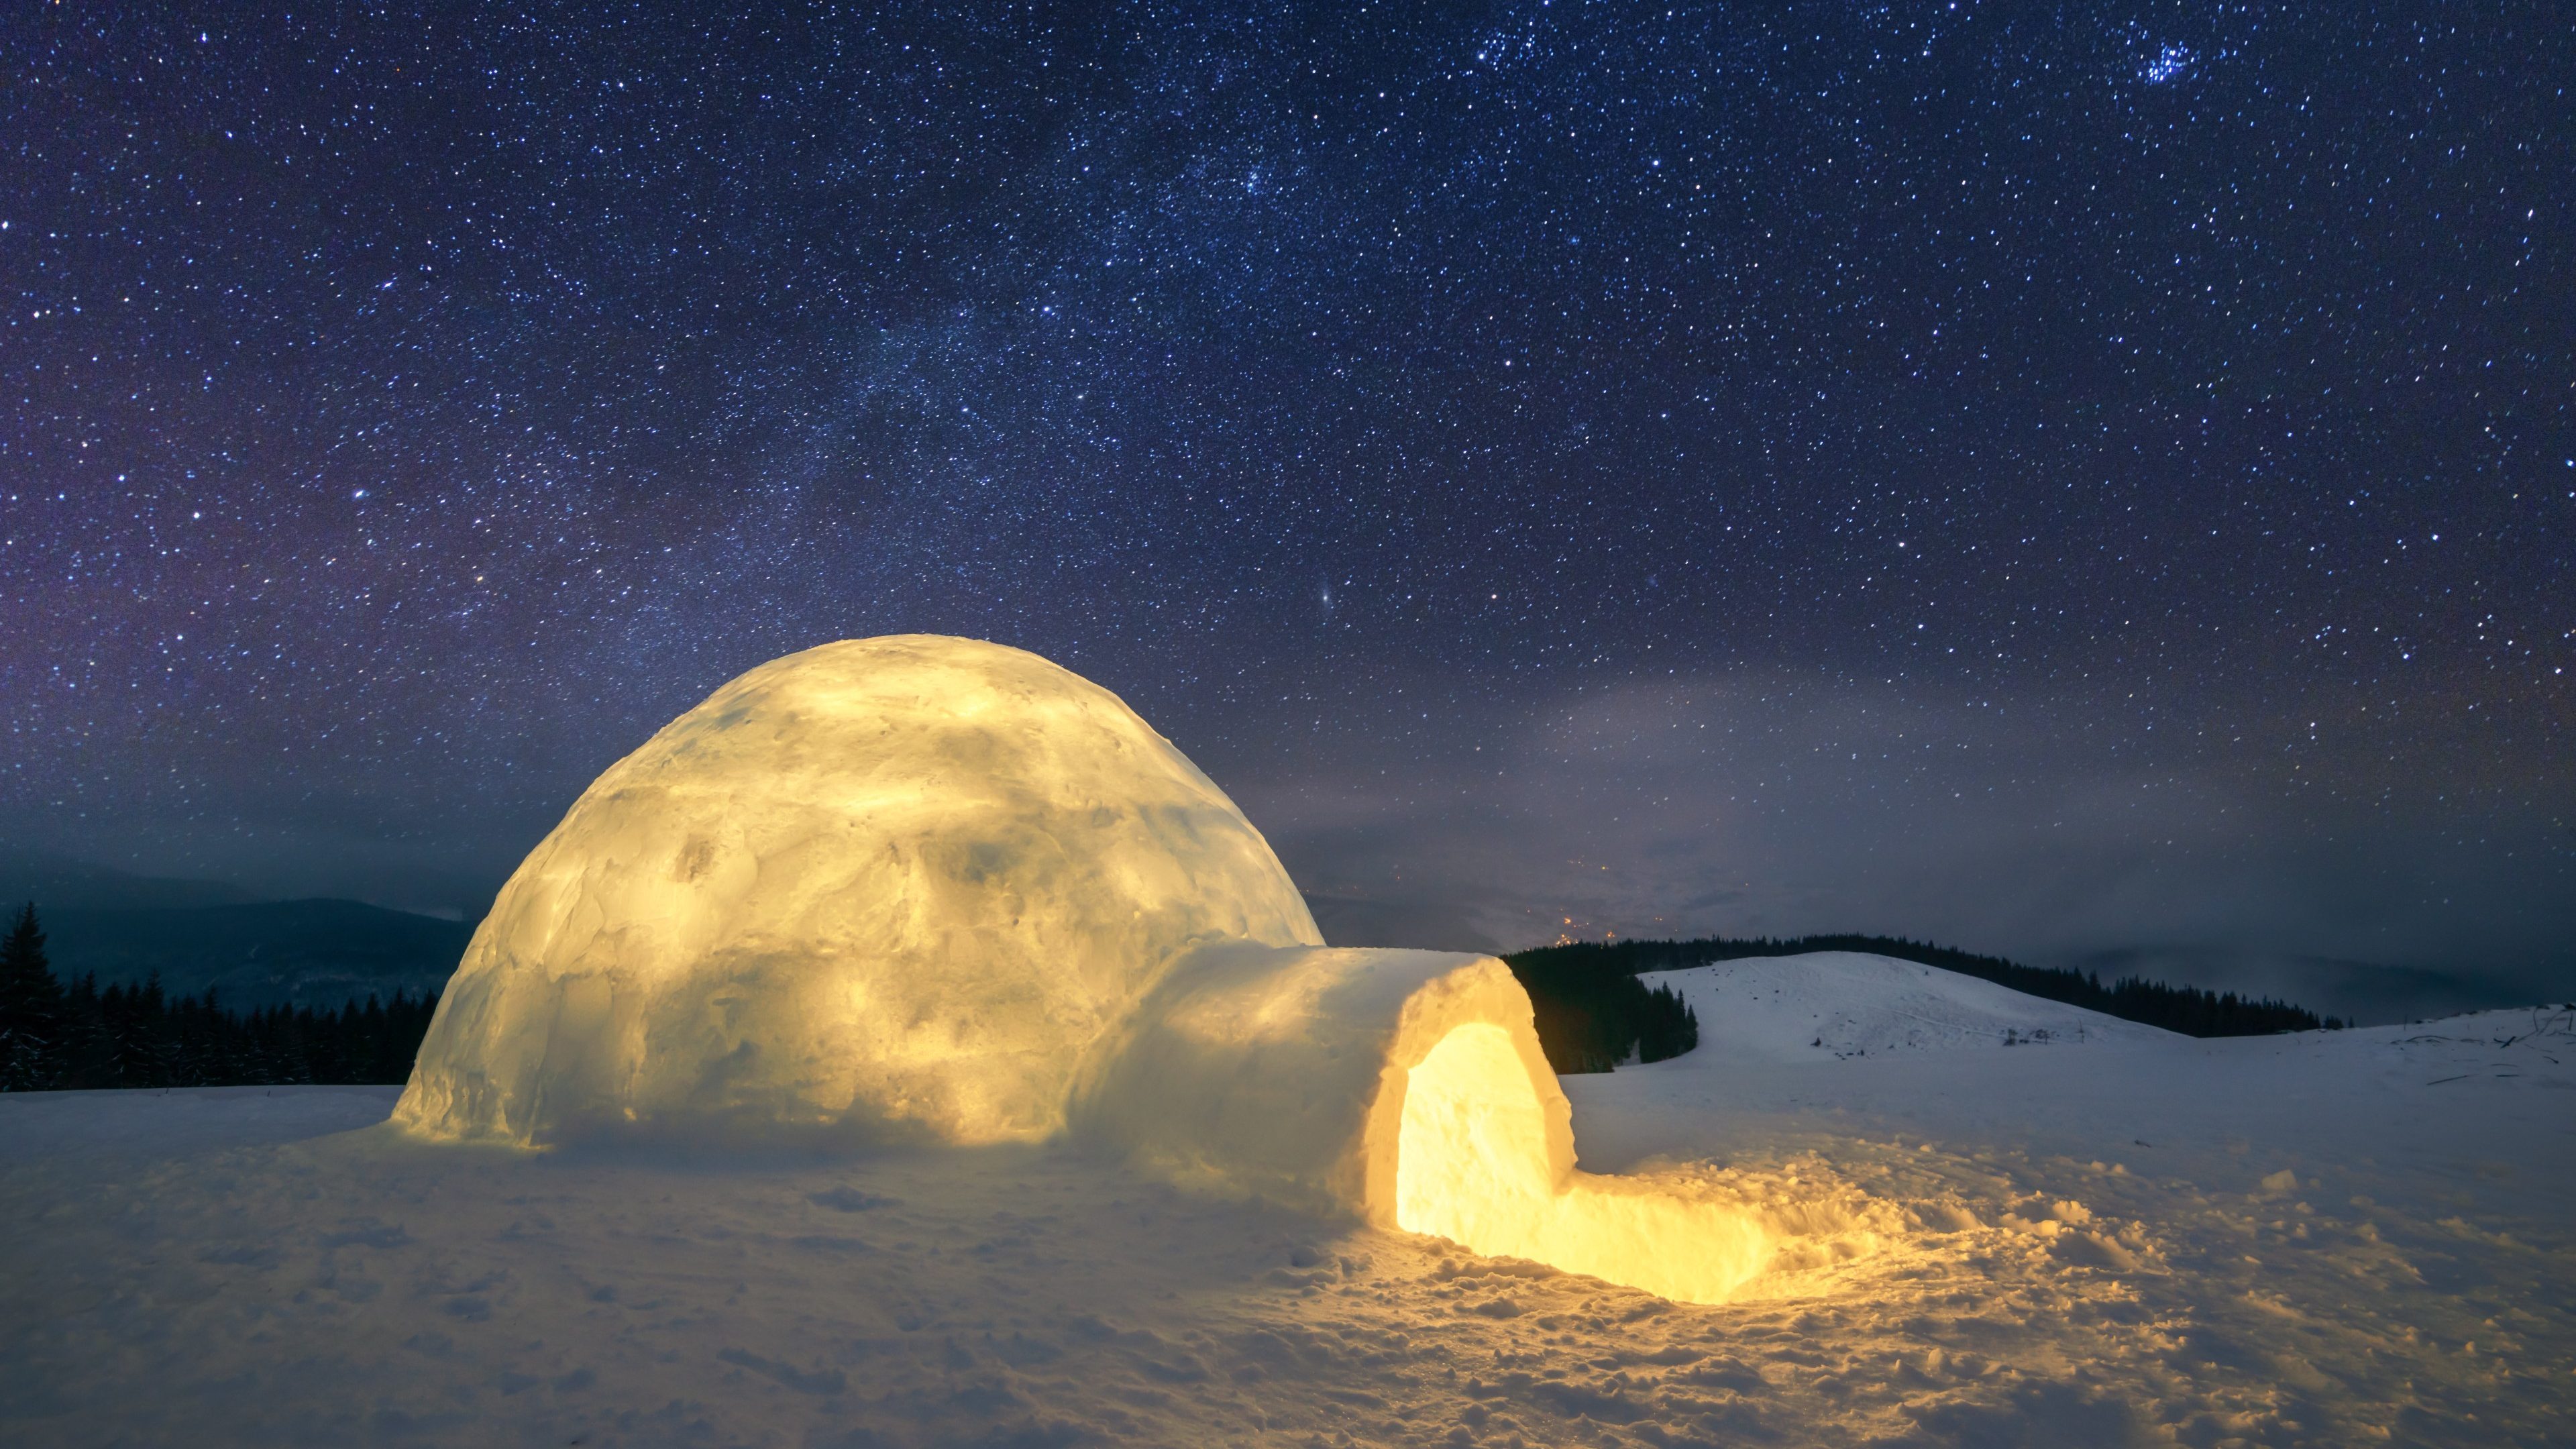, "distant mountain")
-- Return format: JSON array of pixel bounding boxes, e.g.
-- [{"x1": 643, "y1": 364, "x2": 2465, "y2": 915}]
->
[
  {"x1": 0, "y1": 850, "x2": 257, "y2": 912},
  {"x1": 41, "y1": 899, "x2": 476, "y2": 1010}
]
